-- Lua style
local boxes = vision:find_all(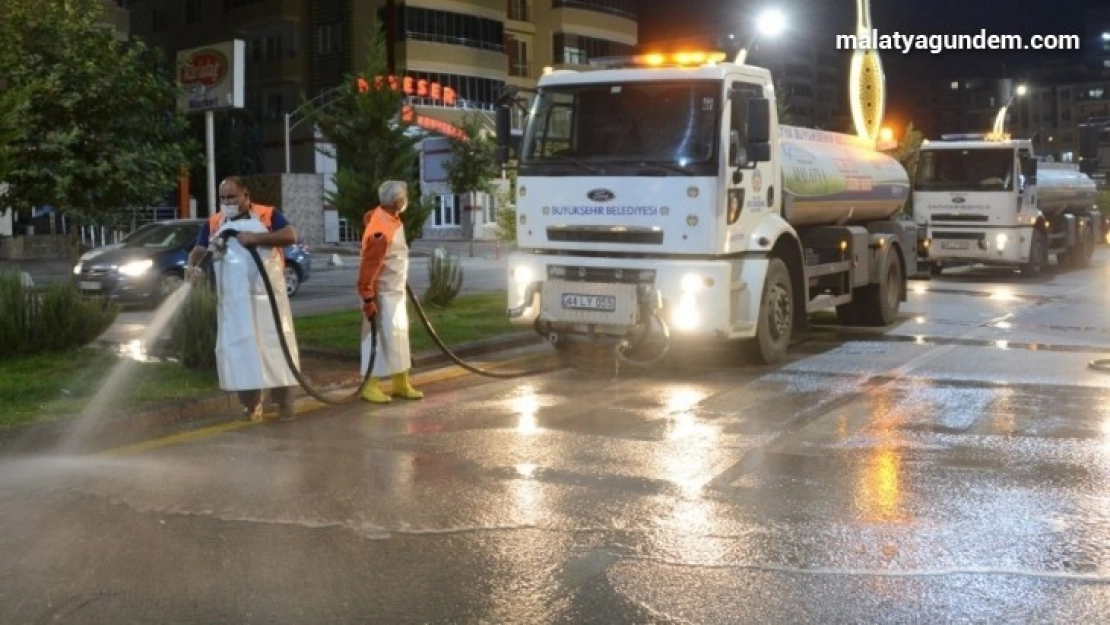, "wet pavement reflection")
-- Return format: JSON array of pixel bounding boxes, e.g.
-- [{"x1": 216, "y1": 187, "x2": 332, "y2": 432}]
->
[{"x1": 2, "y1": 259, "x2": 1110, "y2": 621}]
